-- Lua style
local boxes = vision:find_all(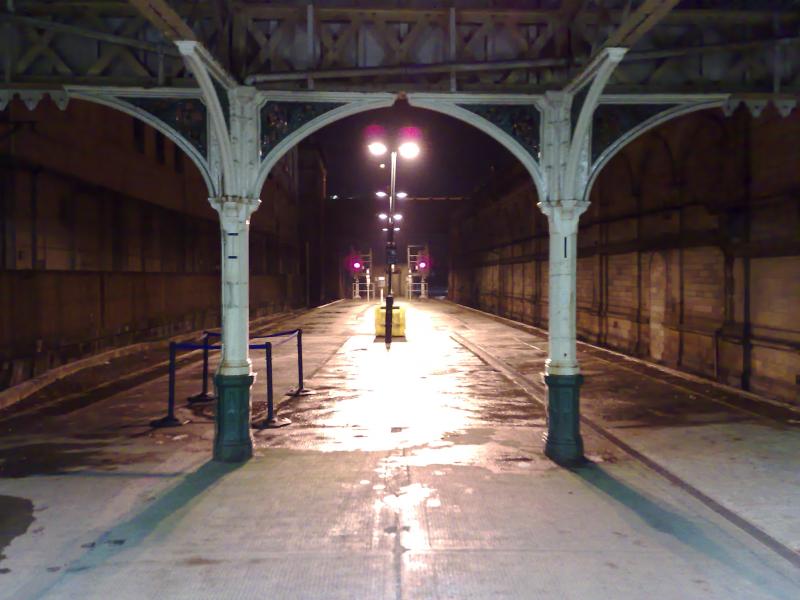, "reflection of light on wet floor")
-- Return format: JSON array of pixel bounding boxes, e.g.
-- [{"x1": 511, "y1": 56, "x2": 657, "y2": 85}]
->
[
  {"x1": 310, "y1": 303, "x2": 482, "y2": 454},
  {"x1": 273, "y1": 302, "x2": 551, "y2": 568}
]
